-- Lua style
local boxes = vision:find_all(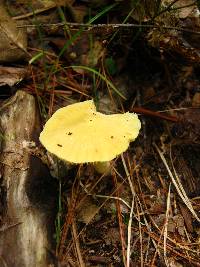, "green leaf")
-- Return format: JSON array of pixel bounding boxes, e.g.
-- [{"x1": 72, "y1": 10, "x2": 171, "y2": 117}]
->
[{"x1": 105, "y1": 57, "x2": 117, "y2": 75}]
